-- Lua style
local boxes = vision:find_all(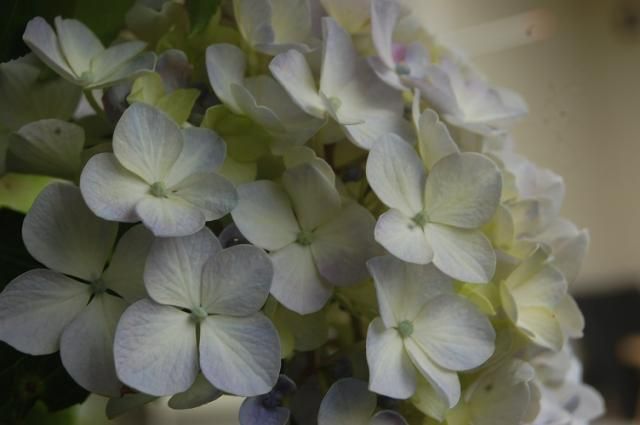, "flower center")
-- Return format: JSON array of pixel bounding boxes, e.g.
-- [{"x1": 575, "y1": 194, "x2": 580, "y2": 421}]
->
[
  {"x1": 296, "y1": 230, "x2": 314, "y2": 246},
  {"x1": 395, "y1": 62, "x2": 411, "y2": 76},
  {"x1": 190, "y1": 306, "x2": 208, "y2": 322},
  {"x1": 149, "y1": 181, "x2": 169, "y2": 198},
  {"x1": 327, "y1": 96, "x2": 342, "y2": 111},
  {"x1": 91, "y1": 278, "x2": 107, "y2": 295},
  {"x1": 411, "y1": 211, "x2": 429, "y2": 228},
  {"x1": 397, "y1": 320, "x2": 414, "y2": 338}
]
